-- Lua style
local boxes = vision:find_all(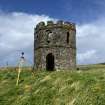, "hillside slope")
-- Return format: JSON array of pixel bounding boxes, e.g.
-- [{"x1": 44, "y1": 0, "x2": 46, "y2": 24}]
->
[{"x1": 0, "y1": 66, "x2": 105, "y2": 105}]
